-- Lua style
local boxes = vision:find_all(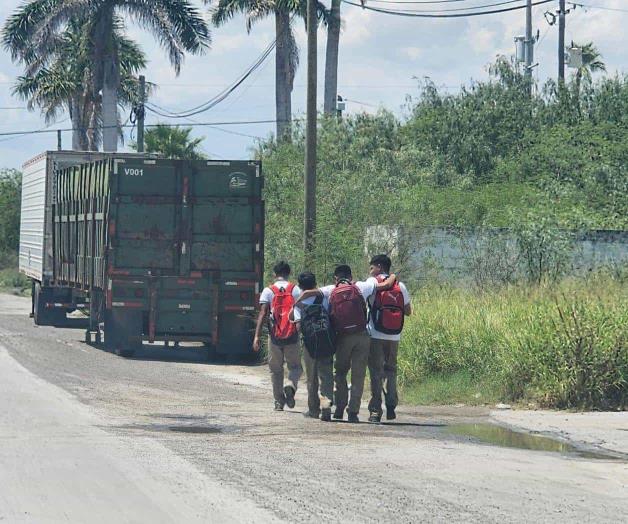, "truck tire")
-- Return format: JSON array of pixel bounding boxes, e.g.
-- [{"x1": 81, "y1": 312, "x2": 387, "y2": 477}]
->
[
  {"x1": 104, "y1": 309, "x2": 142, "y2": 358},
  {"x1": 33, "y1": 283, "x2": 66, "y2": 326}
]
